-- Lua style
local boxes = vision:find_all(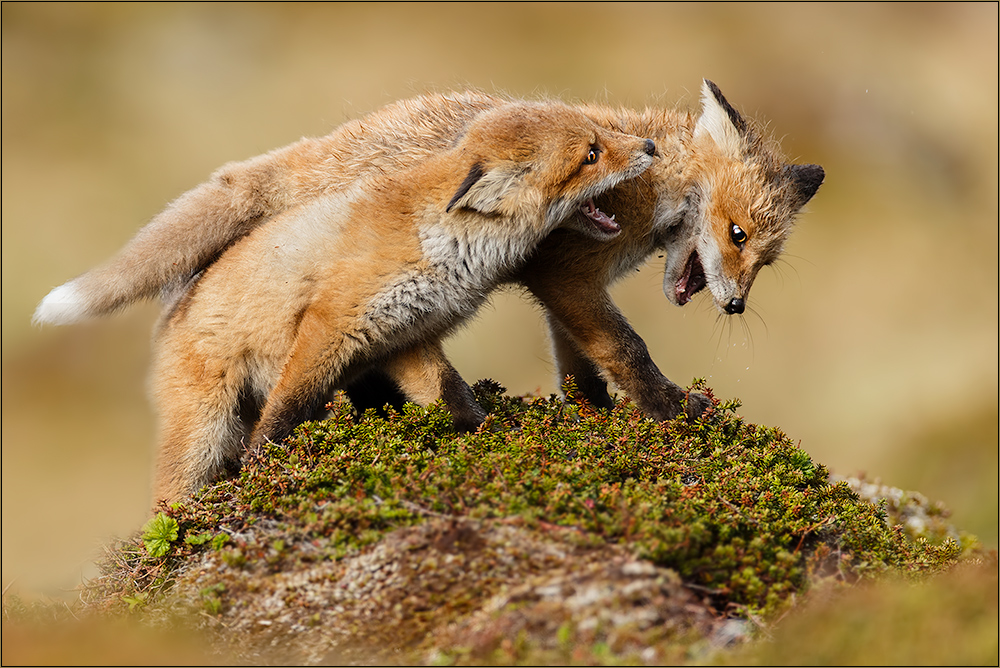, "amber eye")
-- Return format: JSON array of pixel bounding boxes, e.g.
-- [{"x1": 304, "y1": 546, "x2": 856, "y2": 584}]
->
[
  {"x1": 730, "y1": 223, "x2": 748, "y2": 248},
  {"x1": 583, "y1": 146, "x2": 600, "y2": 165}
]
